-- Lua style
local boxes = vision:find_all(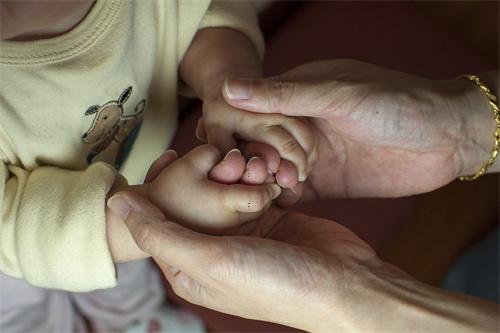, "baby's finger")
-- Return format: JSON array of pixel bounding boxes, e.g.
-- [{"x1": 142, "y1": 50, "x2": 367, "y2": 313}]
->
[
  {"x1": 206, "y1": 125, "x2": 237, "y2": 155},
  {"x1": 239, "y1": 142, "x2": 280, "y2": 174},
  {"x1": 144, "y1": 150, "x2": 178, "y2": 183},
  {"x1": 209, "y1": 149, "x2": 246, "y2": 184},
  {"x1": 276, "y1": 159, "x2": 299, "y2": 189},
  {"x1": 255, "y1": 125, "x2": 308, "y2": 181},
  {"x1": 266, "y1": 173, "x2": 275, "y2": 184},
  {"x1": 223, "y1": 183, "x2": 281, "y2": 214},
  {"x1": 241, "y1": 157, "x2": 268, "y2": 185},
  {"x1": 280, "y1": 117, "x2": 317, "y2": 165}
]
